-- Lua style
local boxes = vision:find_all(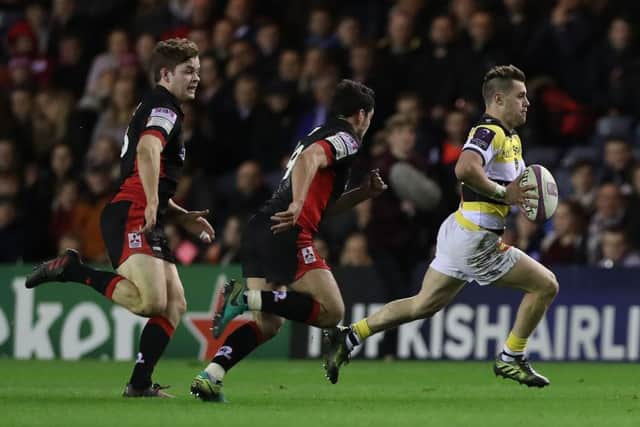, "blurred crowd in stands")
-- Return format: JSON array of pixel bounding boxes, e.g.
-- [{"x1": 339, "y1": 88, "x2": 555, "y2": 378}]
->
[{"x1": 3, "y1": 0, "x2": 640, "y2": 298}]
